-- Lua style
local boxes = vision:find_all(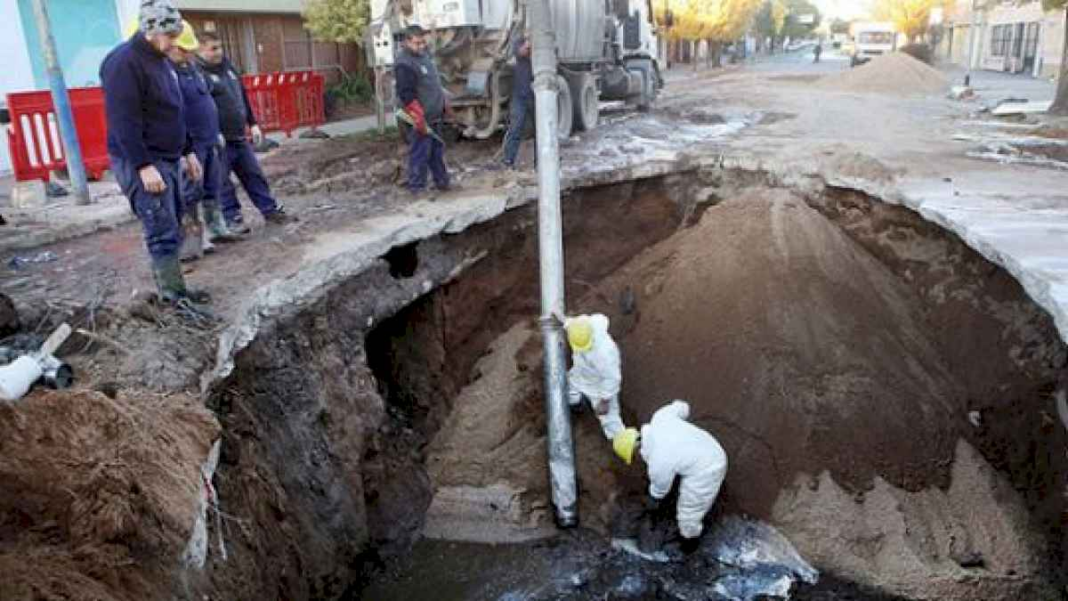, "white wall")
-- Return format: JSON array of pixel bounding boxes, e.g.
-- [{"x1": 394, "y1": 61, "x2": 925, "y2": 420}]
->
[
  {"x1": 0, "y1": 1, "x2": 37, "y2": 176},
  {"x1": 115, "y1": 0, "x2": 141, "y2": 28}
]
